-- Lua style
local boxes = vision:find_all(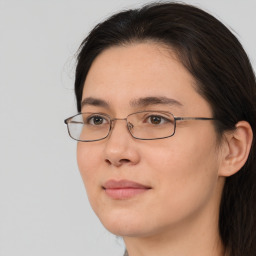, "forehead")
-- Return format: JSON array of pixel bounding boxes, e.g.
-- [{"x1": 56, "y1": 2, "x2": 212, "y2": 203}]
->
[
  {"x1": 82, "y1": 42, "x2": 211, "y2": 116},
  {"x1": 83, "y1": 42, "x2": 185, "y2": 93}
]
